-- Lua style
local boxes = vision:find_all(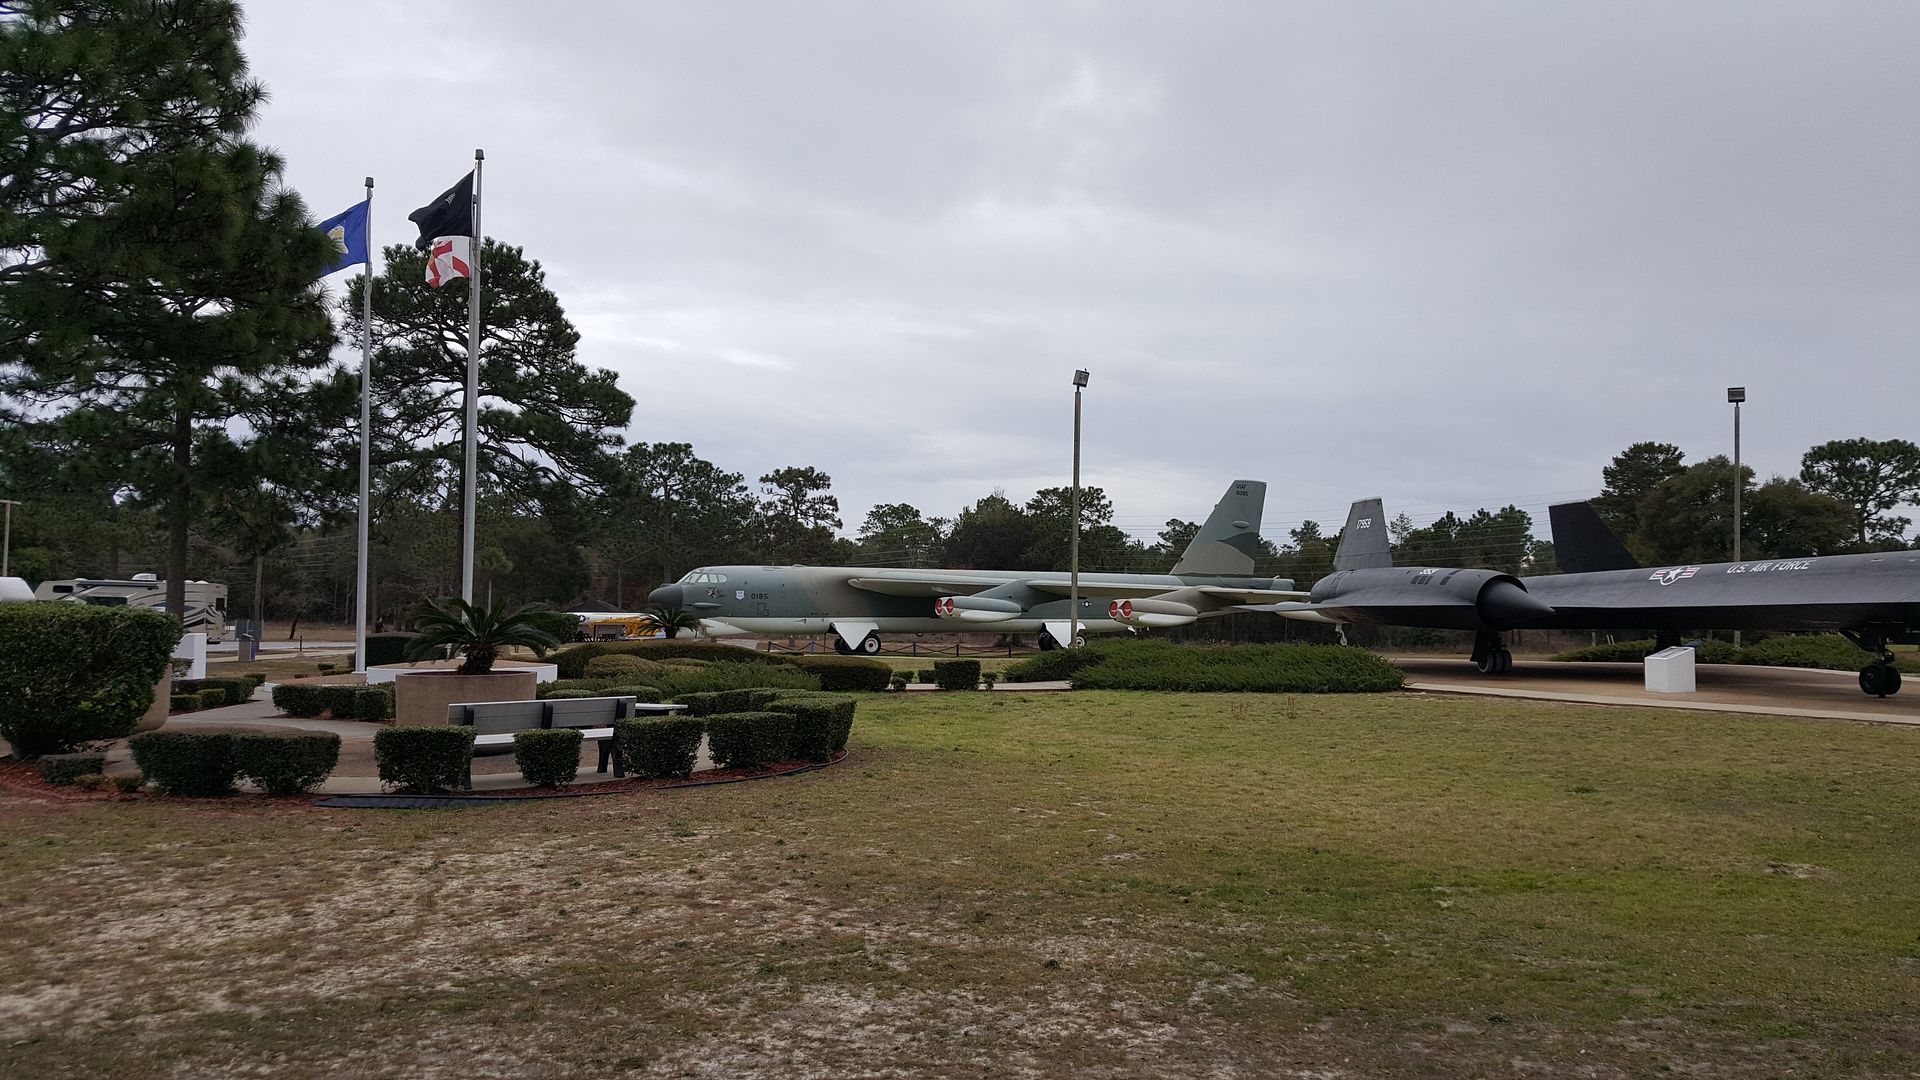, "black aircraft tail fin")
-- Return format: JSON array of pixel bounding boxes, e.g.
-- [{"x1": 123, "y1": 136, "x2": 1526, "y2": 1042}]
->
[
  {"x1": 1548, "y1": 501, "x2": 1640, "y2": 572},
  {"x1": 1171, "y1": 480, "x2": 1265, "y2": 576},
  {"x1": 1332, "y1": 497, "x2": 1393, "y2": 571}
]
